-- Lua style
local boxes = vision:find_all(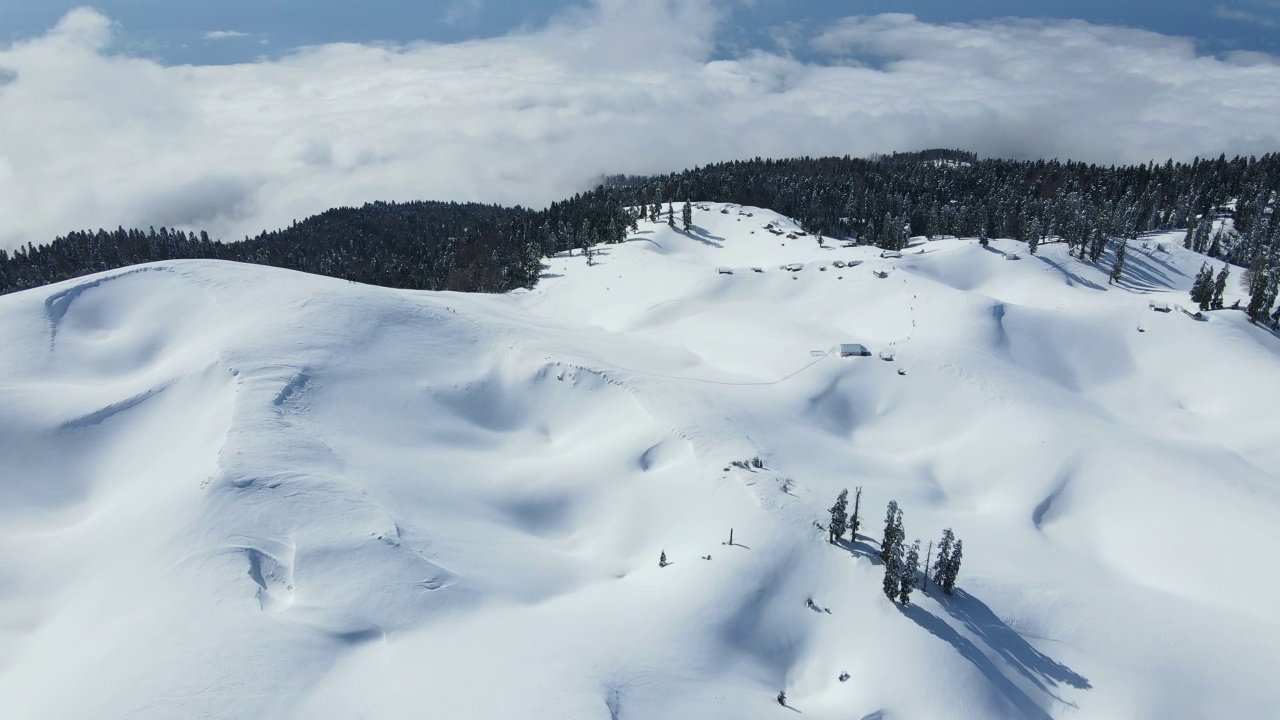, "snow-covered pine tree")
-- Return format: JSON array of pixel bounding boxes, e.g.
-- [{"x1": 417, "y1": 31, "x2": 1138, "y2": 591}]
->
[
  {"x1": 667, "y1": 203, "x2": 675, "y2": 227},
  {"x1": 1027, "y1": 217, "x2": 1040, "y2": 256},
  {"x1": 1190, "y1": 263, "x2": 1213, "y2": 310},
  {"x1": 1211, "y1": 265, "x2": 1230, "y2": 310},
  {"x1": 659, "y1": 550, "x2": 667, "y2": 567},
  {"x1": 882, "y1": 537, "x2": 902, "y2": 600},
  {"x1": 922, "y1": 540, "x2": 933, "y2": 591},
  {"x1": 828, "y1": 489, "x2": 849, "y2": 544},
  {"x1": 933, "y1": 528, "x2": 954, "y2": 587},
  {"x1": 1085, "y1": 229, "x2": 1100, "y2": 262},
  {"x1": 942, "y1": 539, "x2": 963, "y2": 594},
  {"x1": 1208, "y1": 227, "x2": 1225, "y2": 257},
  {"x1": 1109, "y1": 239, "x2": 1127, "y2": 285},
  {"x1": 1194, "y1": 217, "x2": 1213, "y2": 254},
  {"x1": 899, "y1": 539, "x2": 921, "y2": 605},
  {"x1": 850, "y1": 486, "x2": 863, "y2": 540},
  {"x1": 1247, "y1": 266, "x2": 1278, "y2": 324},
  {"x1": 880, "y1": 501, "x2": 902, "y2": 564},
  {"x1": 1183, "y1": 222, "x2": 1195, "y2": 250},
  {"x1": 682, "y1": 201, "x2": 693, "y2": 232}
]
